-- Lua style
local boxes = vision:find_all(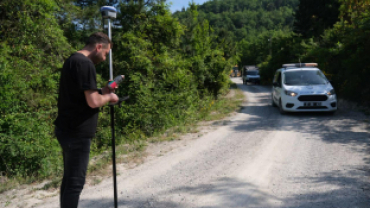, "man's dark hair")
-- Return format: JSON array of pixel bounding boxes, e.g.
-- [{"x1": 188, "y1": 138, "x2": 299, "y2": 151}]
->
[{"x1": 85, "y1": 32, "x2": 113, "y2": 49}]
